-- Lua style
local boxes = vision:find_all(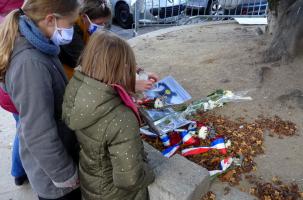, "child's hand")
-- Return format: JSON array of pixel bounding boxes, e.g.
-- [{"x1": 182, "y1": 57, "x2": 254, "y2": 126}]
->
[
  {"x1": 147, "y1": 72, "x2": 159, "y2": 83},
  {"x1": 136, "y1": 80, "x2": 154, "y2": 92}
]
